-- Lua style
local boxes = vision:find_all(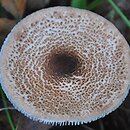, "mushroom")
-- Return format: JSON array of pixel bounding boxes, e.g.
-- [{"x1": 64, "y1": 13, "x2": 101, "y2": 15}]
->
[{"x1": 0, "y1": 7, "x2": 130, "y2": 125}]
